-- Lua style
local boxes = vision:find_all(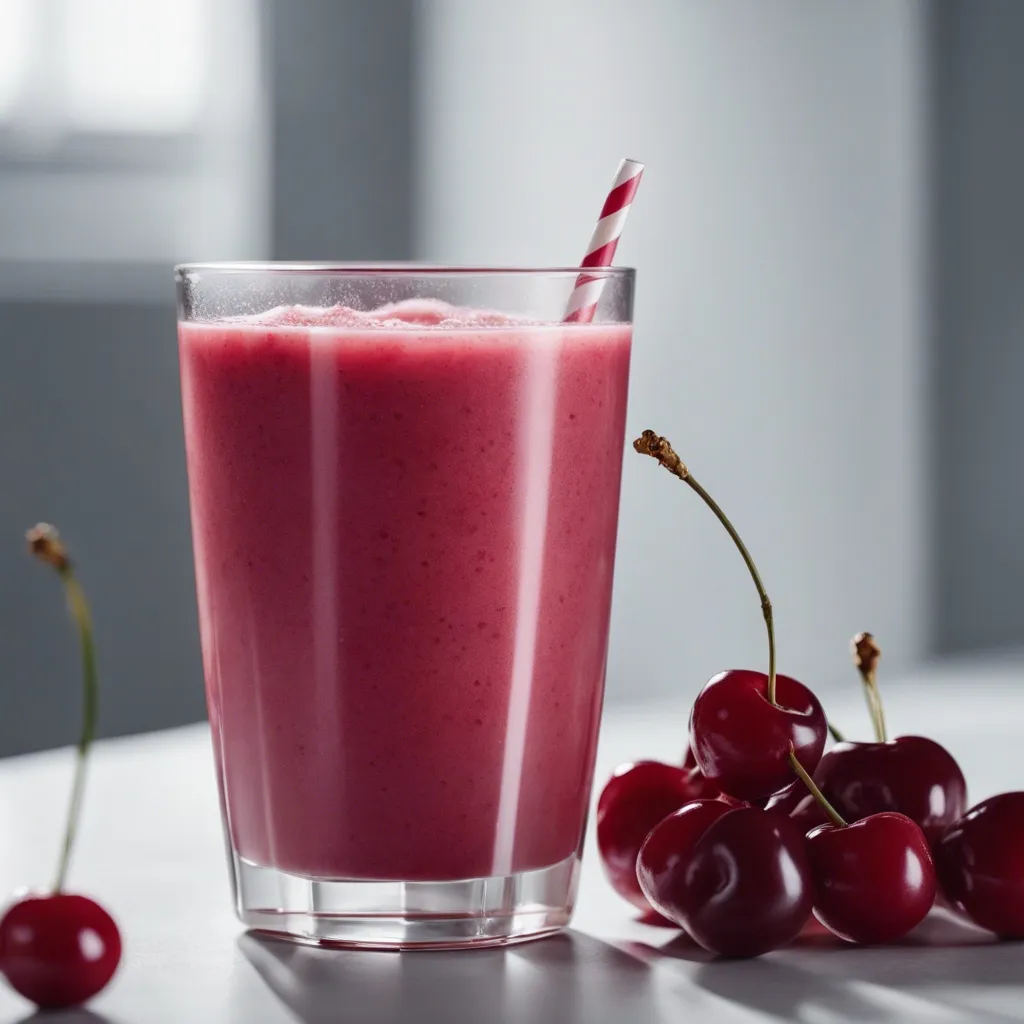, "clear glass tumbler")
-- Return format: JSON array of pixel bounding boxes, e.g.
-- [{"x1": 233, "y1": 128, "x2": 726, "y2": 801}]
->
[{"x1": 175, "y1": 265, "x2": 634, "y2": 949}]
